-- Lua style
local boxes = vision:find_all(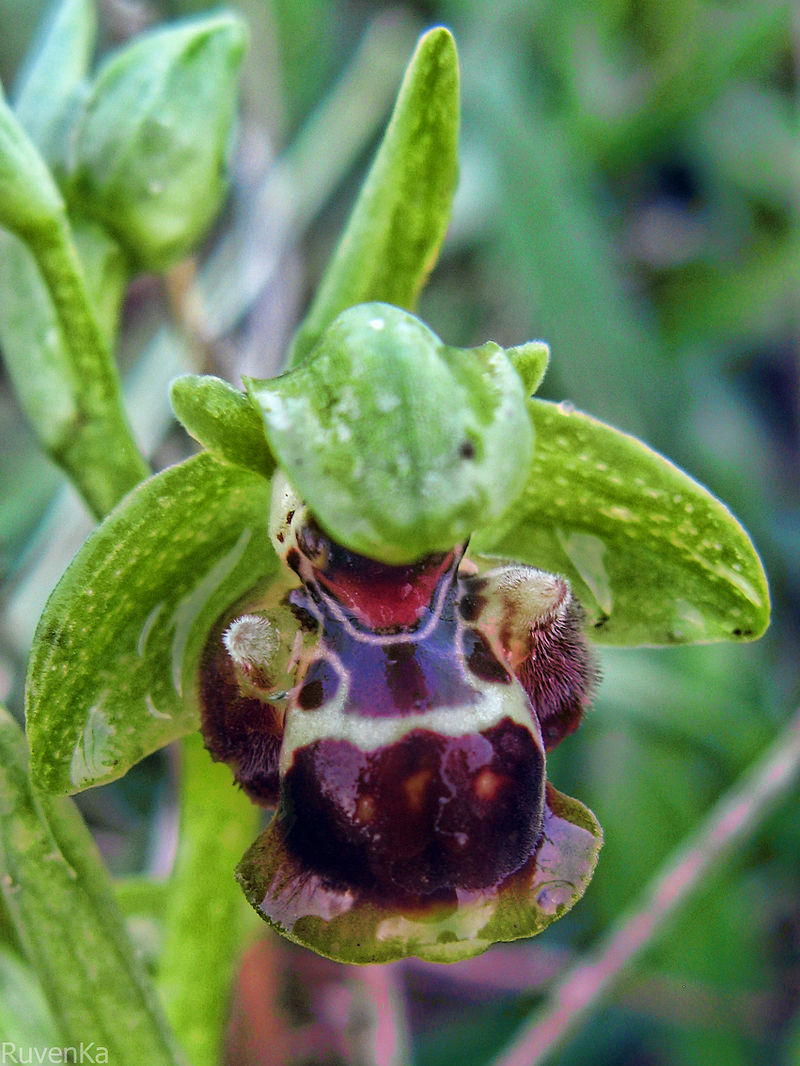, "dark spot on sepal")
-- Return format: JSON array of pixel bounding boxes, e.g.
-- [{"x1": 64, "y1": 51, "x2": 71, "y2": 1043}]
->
[
  {"x1": 458, "y1": 590, "x2": 486, "y2": 622},
  {"x1": 287, "y1": 589, "x2": 318, "y2": 632},
  {"x1": 464, "y1": 628, "x2": 512, "y2": 684},
  {"x1": 297, "y1": 679, "x2": 324, "y2": 710},
  {"x1": 459, "y1": 439, "x2": 475, "y2": 460},
  {"x1": 286, "y1": 548, "x2": 301, "y2": 573},
  {"x1": 41, "y1": 626, "x2": 69, "y2": 649},
  {"x1": 297, "y1": 656, "x2": 341, "y2": 710}
]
